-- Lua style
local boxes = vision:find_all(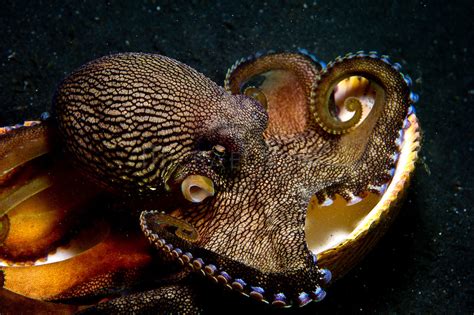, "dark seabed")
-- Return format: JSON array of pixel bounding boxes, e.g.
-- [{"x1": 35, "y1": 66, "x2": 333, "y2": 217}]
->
[{"x1": 0, "y1": 0, "x2": 472, "y2": 313}]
